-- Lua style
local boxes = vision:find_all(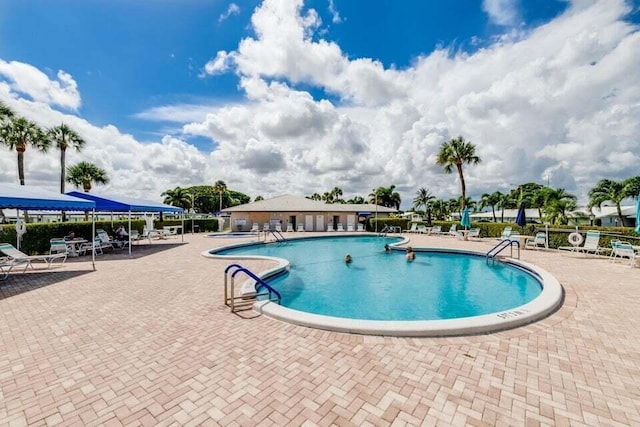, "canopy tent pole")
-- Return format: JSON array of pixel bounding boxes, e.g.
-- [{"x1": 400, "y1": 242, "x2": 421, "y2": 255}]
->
[
  {"x1": 91, "y1": 209, "x2": 96, "y2": 270},
  {"x1": 181, "y1": 212, "x2": 184, "y2": 243},
  {"x1": 128, "y1": 210, "x2": 132, "y2": 256}
]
